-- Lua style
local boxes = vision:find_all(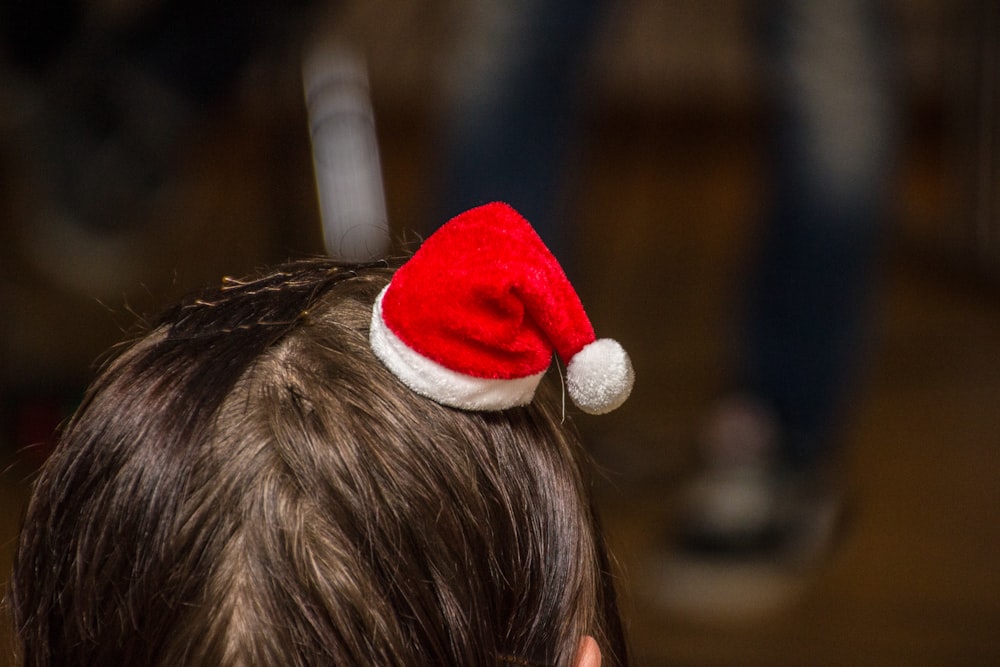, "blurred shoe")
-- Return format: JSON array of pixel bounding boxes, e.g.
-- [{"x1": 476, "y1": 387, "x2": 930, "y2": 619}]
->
[{"x1": 646, "y1": 396, "x2": 844, "y2": 619}]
